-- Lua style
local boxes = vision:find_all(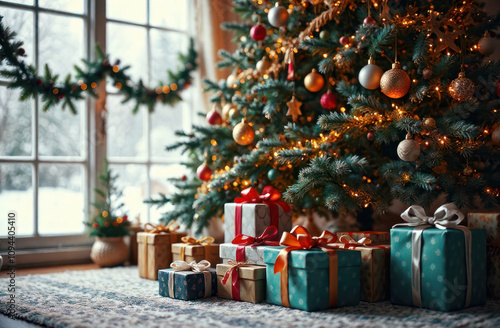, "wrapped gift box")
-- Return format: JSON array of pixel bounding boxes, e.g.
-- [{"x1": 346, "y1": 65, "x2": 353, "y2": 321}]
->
[
  {"x1": 159, "y1": 268, "x2": 216, "y2": 300},
  {"x1": 219, "y1": 243, "x2": 270, "y2": 266},
  {"x1": 128, "y1": 225, "x2": 144, "y2": 265},
  {"x1": 216, "y1": 263, "x2": 266, "y2": 303},
  {"x1": 224, "y1": 203, "x2": 291, "y2": 243},
  {"x1": 264, "y1": 247, "x2": 361, "y2": 311},
  {"x1": 330, "y1": 242, "x2": 390, "y2": 302},
  {"x1": 335, "y1": 231, "x2": 390, "y2": 245},
  {"x1": 171, "y1": 243, "x2": 220, "y2": 268},
  {"x1": 468, "y1": 212, "x2": 500, "y2": 242},
  {"x1": 137, "y1": 231, "x2": 186, "y2": 280},
  {"x1": 391, "y1": 227, "x2": 486, "y2": 311}
]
